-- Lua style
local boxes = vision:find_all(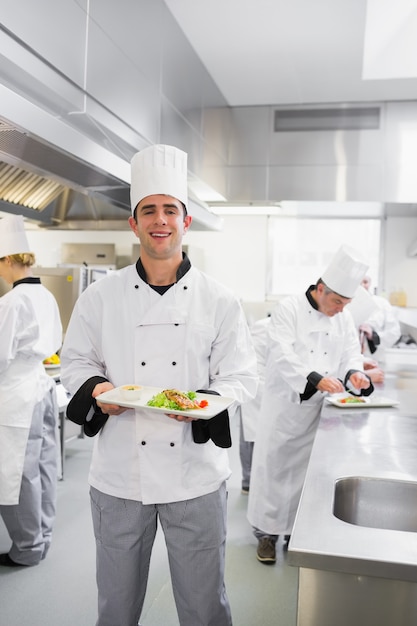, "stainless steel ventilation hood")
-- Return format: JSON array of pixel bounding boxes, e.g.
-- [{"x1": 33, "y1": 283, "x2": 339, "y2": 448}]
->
[{"x1": 0, "y1": 87, "x2": 222, "y2": 231}]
